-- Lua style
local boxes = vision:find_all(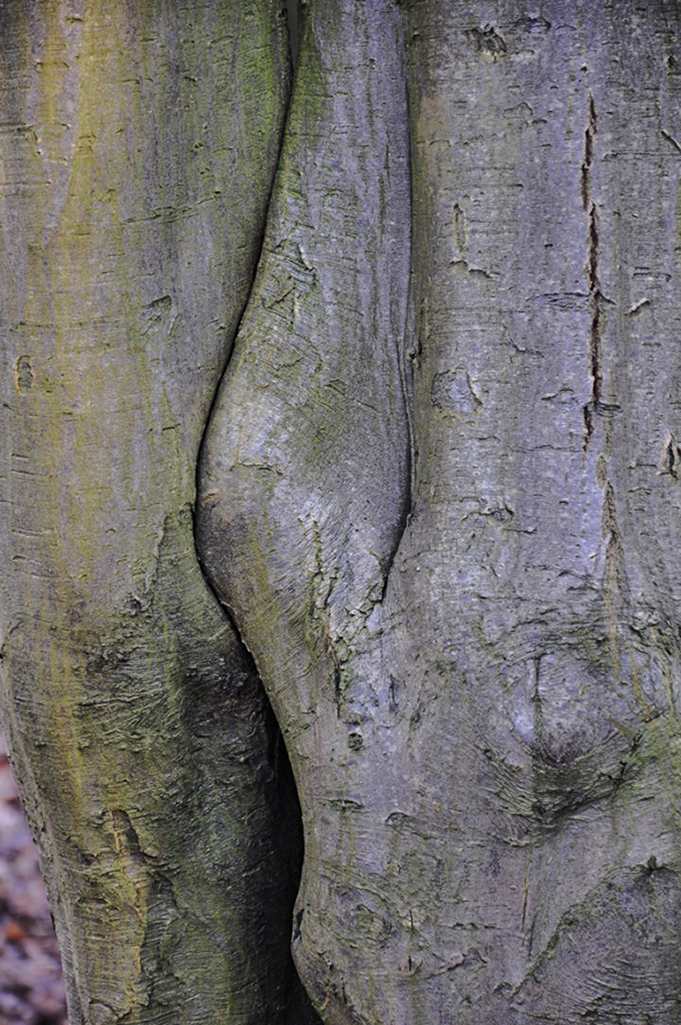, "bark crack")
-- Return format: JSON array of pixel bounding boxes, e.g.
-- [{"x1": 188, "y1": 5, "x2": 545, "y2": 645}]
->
[
  {"x1": 580, "y1": 95, "x2": 597, "y2": 210},
  {"x1": 580, "y1": 96, "x2": 603, "y2": 451}
]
